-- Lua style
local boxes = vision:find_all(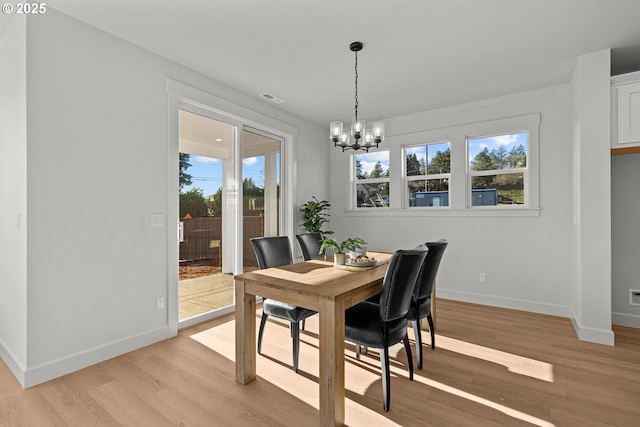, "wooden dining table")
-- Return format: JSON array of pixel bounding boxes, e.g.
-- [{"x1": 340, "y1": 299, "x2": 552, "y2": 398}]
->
[{"x1": 234, "y1": 251, "x2": 392, "y2": 427}]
